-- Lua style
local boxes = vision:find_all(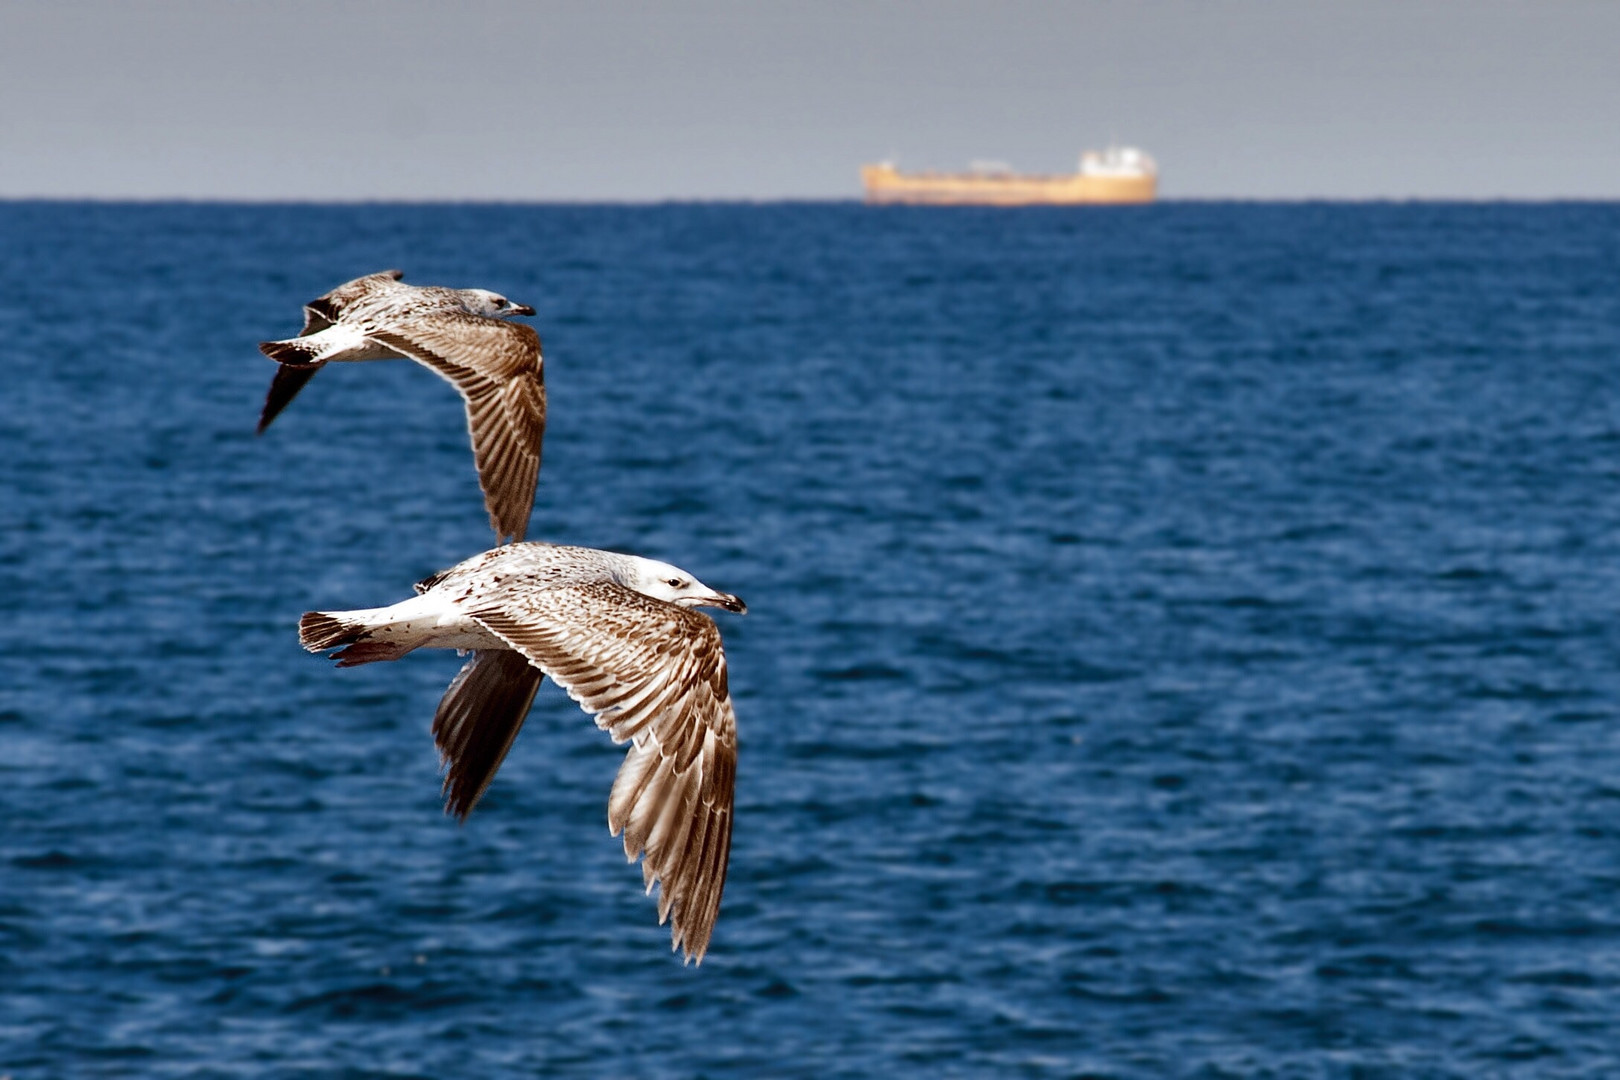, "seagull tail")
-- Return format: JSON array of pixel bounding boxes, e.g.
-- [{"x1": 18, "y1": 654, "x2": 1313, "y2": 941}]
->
[
  {"x1": 299, "y1": 610, "x2": 413, "y2": 668},
  {"x1": 299, "y1": 611, "x2": 362, "y2": 651},
  {"x1": 262, "y1": 322, "x2": 379, "y2": 368}
]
